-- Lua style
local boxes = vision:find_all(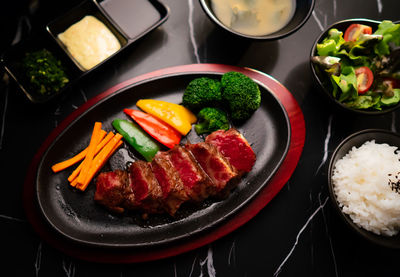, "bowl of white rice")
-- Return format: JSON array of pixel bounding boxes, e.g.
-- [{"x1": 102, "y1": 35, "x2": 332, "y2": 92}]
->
[{"x1": 328, "y1": 129, "x2": 400, "y2": 248}]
